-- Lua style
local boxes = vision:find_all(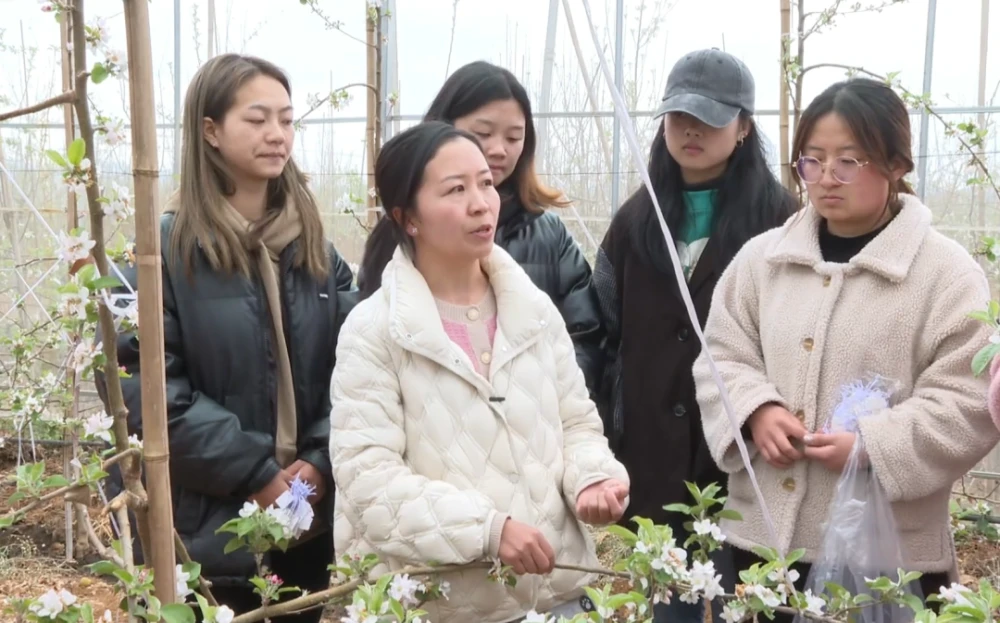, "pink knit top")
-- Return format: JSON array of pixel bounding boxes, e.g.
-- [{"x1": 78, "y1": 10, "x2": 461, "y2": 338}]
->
[{"x1": 434, "y1": 287, "x2": 498, "y2": 378}]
